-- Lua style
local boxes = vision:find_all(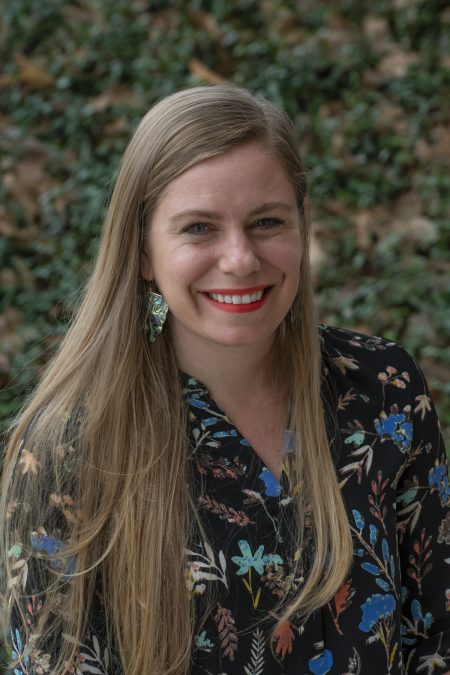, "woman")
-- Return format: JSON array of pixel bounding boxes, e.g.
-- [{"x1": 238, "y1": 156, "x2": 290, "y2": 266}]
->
[{"x1": 1, "y1": 86, "x2": 449, "y2": 674}]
